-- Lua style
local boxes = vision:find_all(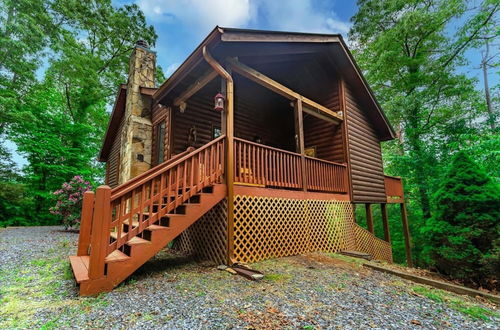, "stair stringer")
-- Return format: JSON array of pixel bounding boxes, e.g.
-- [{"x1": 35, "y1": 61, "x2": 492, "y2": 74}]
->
[{"x1": 78, "y1": 184, "x2": 227, "y2": 296}]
